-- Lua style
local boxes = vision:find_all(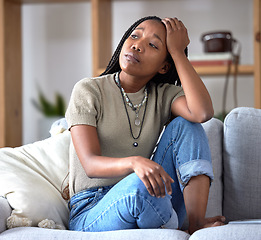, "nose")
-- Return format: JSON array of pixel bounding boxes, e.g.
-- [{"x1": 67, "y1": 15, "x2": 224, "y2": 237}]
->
[
  {"x1": 131, "y1": 45, "x2": 141, "y2": 52},
  {"x1": 131, "y1": 40, "x2": 143, "y2": 52}
]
